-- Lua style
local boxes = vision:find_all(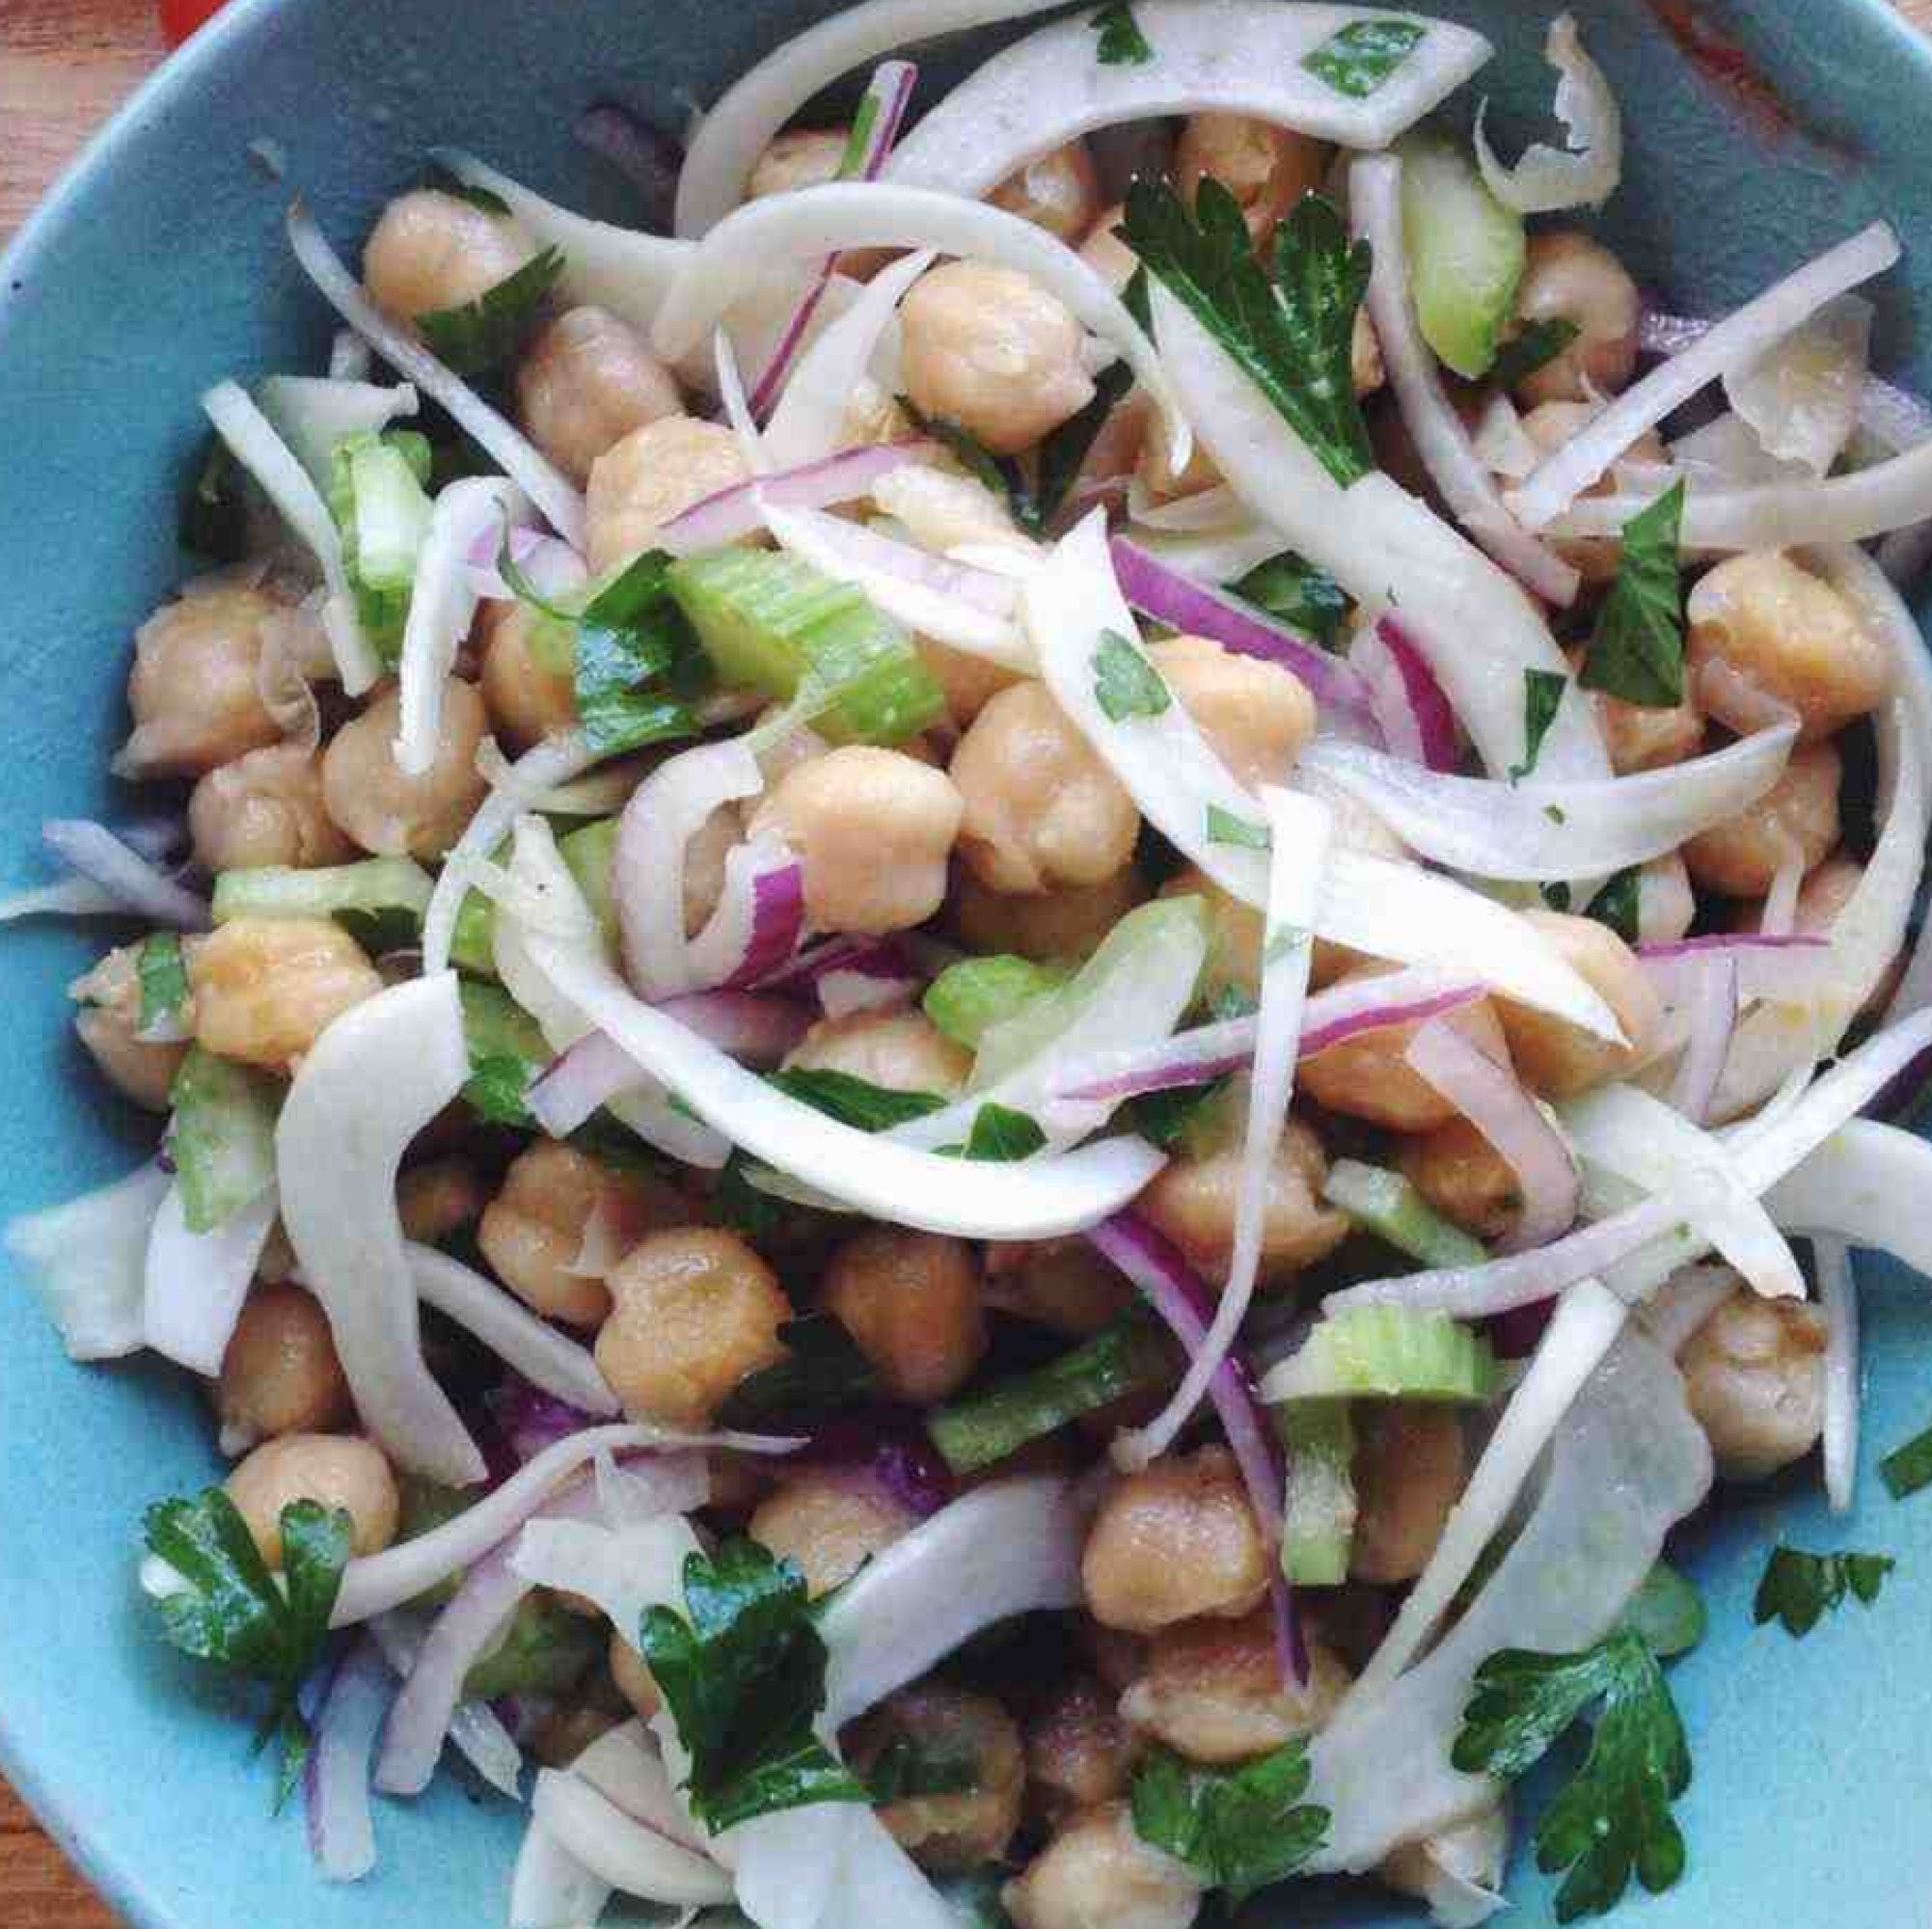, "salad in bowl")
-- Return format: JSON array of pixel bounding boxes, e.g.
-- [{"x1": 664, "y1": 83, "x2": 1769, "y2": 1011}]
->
[{"x1": 9, "y1": 2, "x2": 1932, "y2": 1926}]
